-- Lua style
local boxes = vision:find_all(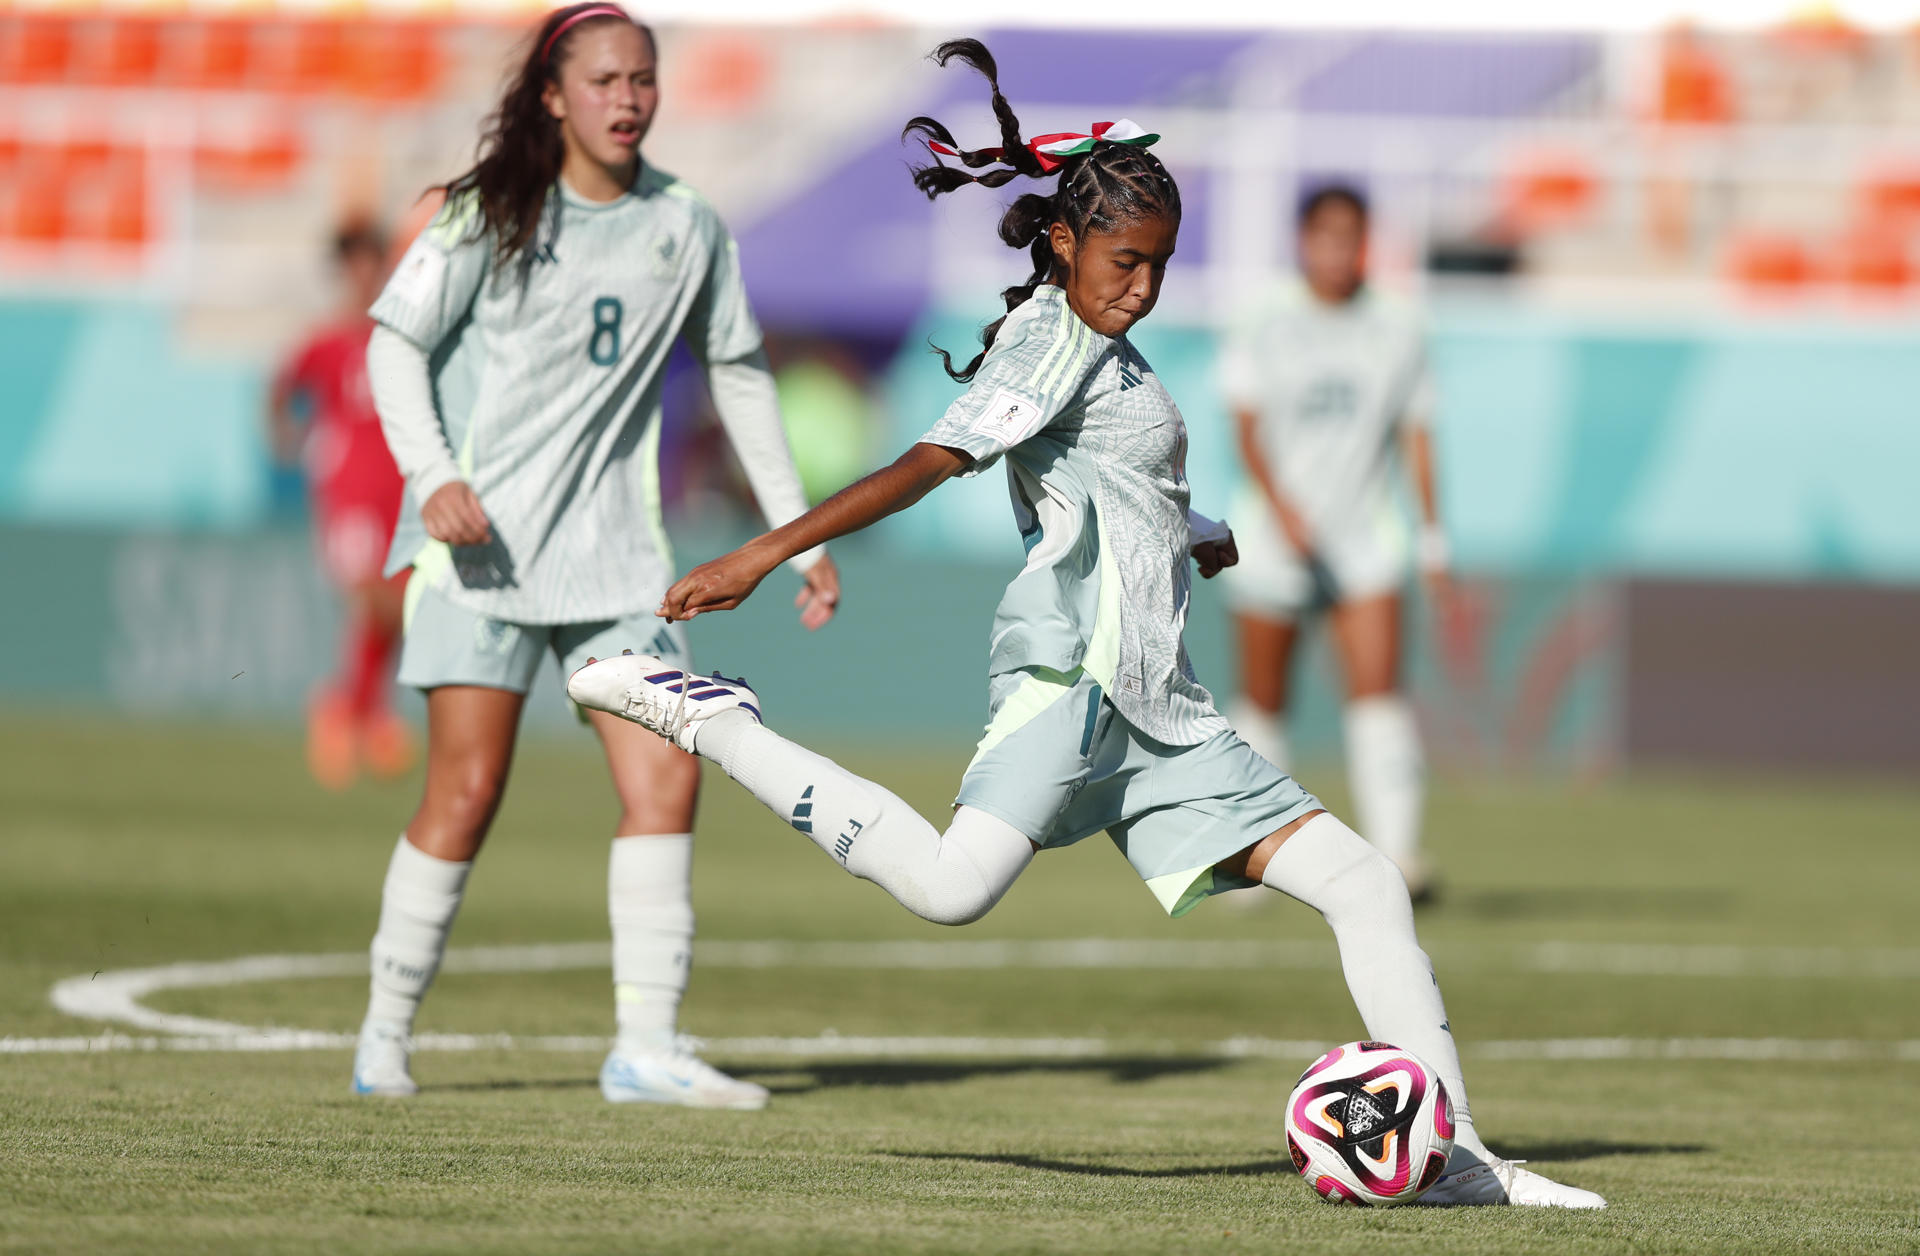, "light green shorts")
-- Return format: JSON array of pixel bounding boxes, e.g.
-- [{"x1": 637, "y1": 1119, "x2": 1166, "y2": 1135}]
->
[
  {"x1": 955, "y1": 668, "x2": 1322, "y2": 917},
  {"x1": 396, "y1": 581, "x2": 691, "y2": 695}
]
